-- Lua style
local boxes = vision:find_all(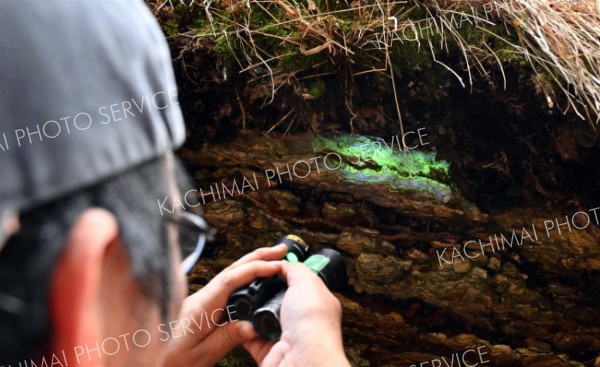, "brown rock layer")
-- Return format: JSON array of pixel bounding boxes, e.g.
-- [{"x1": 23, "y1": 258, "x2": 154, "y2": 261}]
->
[{"x1": 180, "y1": 131, "x2": 600, "y2": 367}]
